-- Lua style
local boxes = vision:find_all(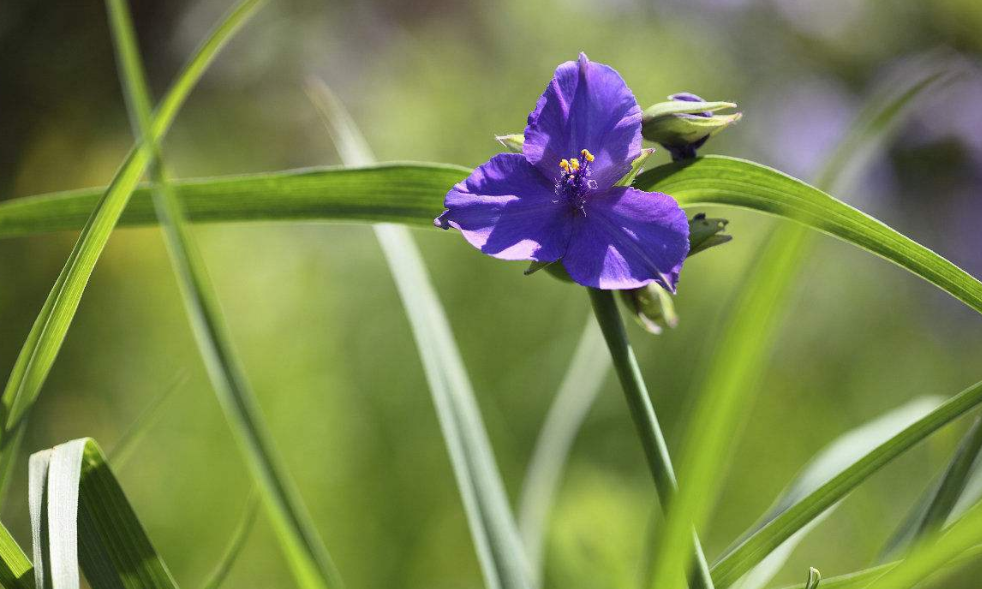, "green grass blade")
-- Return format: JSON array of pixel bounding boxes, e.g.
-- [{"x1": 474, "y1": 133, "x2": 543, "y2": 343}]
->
[
  {"x1": 634, "y1": 154, "x2": 982, "y2": 317},
  {"x1": 28, "y1": 451, "x2": 51, "y2": 589},
  {"x1": 103, "y1": 4, "x2": 344, "y2": 589},
  {"x1": 517, "y1": 319, "x2": 608, "y2": 581},
  {"x1": 306, "y1": 78, "x2": 532, "y2": 589},
  {"x1": 199, "y1": 493, "x2": 259, "y2": 589},
  {"x1": 882, "y1": 415, "x2": 982, "y2": 558},
  {"x1": 0, "y1": 0, "x2": 265, "y2": 503},
  {"x1": 107, "y1": 372, "x2": 187, "y2": 469},
  {"x1": 710, "y1": 379, "x2": 982, "y2": 587},
  {"x1": 29, "y1": 439, "x2": 180, "y2": 589},
  {"x1": 0, "y1": 520, "x2": 34, "y2": 589},
  {"x1": 862, "y1": 499, "x2": 982, "y2": 589},
  {"x1": 0, "y1": 163, "x2": 468, "y2": 237}
]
